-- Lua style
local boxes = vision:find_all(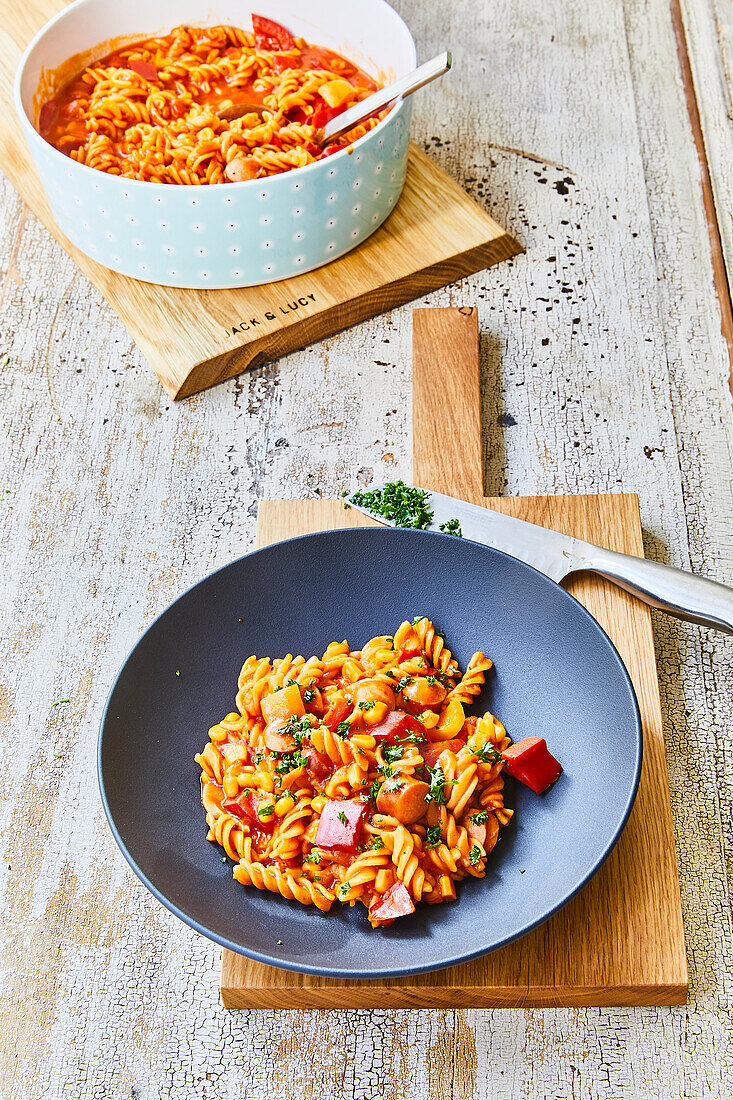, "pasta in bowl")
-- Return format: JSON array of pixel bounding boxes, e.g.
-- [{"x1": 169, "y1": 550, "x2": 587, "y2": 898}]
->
[
  {"x1": 98, "y1": 526, "x2": 641, "y2": 978},
  {"x1": 15, "y1": 0, "x2": 416, "y2": 286},
  {"x1": 196, "y1": 618, "x2": 522, "y2": 927},
  {"x1": 38, "y1": 19, "x2": 386, "y2": 185}
]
